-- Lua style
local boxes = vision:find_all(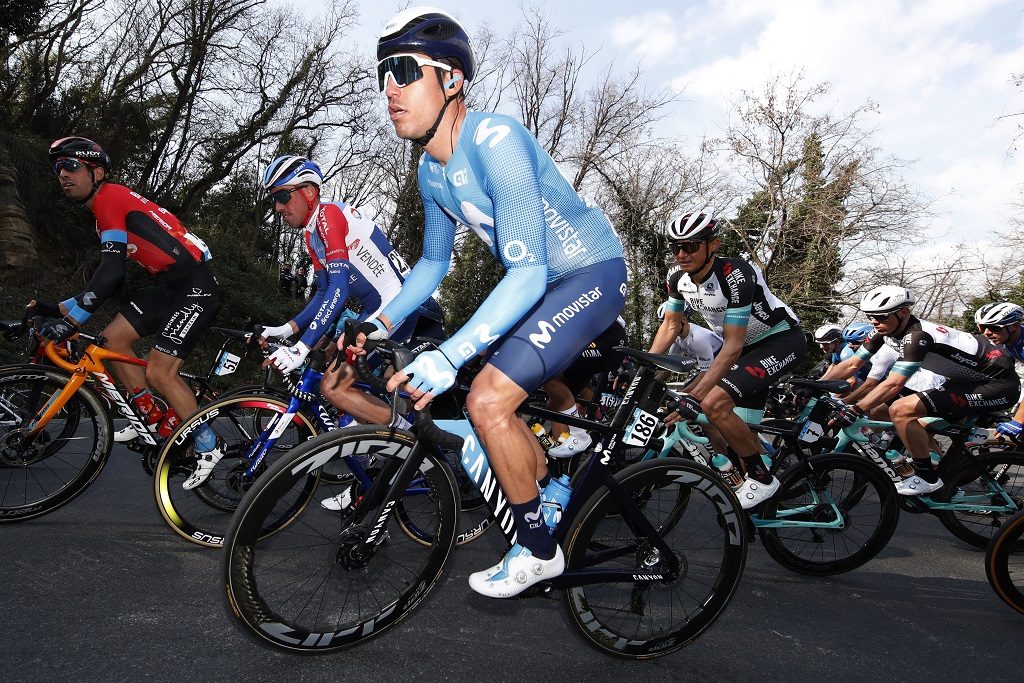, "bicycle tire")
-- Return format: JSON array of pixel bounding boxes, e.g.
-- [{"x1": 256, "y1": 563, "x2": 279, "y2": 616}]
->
[
  {"x1": 985, "y1": 508, "x2": 1024, "y2": 615},
  {"x1": 223, "y1": 426, "x2": 458, "y2": 653},
  {"x1": 396, "y1": 444, "x2": 493, "y2": 547},
  {"x1": 0, "y1": 366, "x2": 112, "y2": 521},
  {"x1": 758, "y1": 452, "x2": 899, "y2": 576},
  {"x1": 562, "y1": 457, "x2": 746, "y2": 659},
  {"x1": 153, "y1": 393, "x2": 320, "y2": 547},
  {"x1": 935, "y1": 450, "x2": 1024, "y2": 550}
]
